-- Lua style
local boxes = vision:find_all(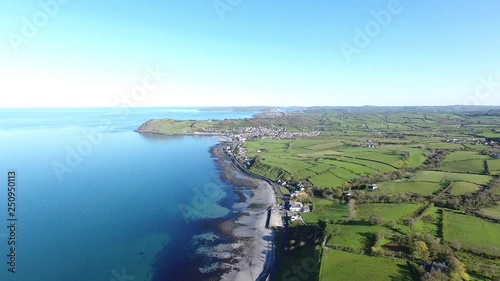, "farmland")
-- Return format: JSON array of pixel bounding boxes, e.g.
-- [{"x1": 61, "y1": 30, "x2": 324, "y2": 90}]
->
[
  {"x1": 143, "y1": 107, "x2": 500, "y2": 280},
  {"x1": 320, "y1": 250, "x2": 414, "y2": 281},
  {"x1": 240, "y1": 108, "x2": 500, "y2": 281},
  {"x1": 477, "y1": 204, "x2": 500, "y2": 220},
  {"x1": 356, "y1": 203, "x2": 422, "y2": 222},
  {"x1": 443, "y1": 211, "x2": 500, "y2": 252},
  {"x1": 377, "y1": 181, "x2": 442, "y2": 195}
]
